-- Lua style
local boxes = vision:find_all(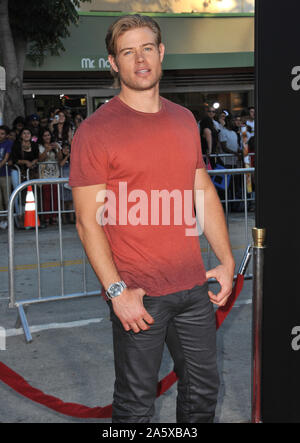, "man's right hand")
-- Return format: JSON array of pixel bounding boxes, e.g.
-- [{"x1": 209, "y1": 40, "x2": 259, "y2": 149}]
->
[{"x1": 111, "y1": 288, "x2": 155, "y2": 333}]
